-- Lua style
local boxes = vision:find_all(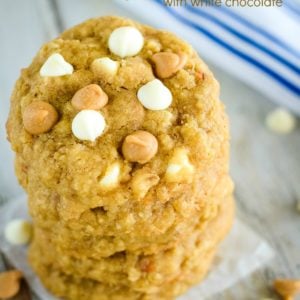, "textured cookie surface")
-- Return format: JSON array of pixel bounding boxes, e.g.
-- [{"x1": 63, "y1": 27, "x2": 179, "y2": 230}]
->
[
  {"x1": 7, "y1": 16, "x2": 234, "y2": 299},
  {"x1": 29, "y1": 196, "x2": 234, "y2": 300}
]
